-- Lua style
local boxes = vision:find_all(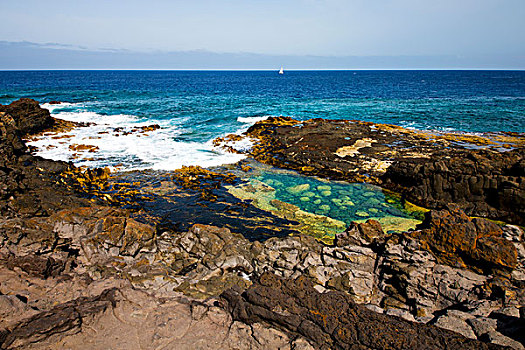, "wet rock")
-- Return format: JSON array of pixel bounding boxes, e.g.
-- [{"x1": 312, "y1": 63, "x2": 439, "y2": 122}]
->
[
  {"x1": 2, "y1": 99, "x2": 523, "y2": 349},
  {"x1": 287, "y1": 183, "x2": 310, "y2": 194}
]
